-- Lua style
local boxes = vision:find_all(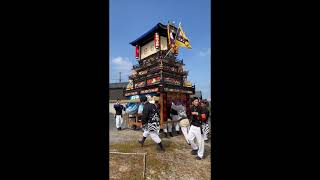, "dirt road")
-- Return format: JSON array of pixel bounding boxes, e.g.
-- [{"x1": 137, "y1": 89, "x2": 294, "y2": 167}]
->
[{"x1": 109, "y1": 112, "x2": 212, "y2": 180}]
